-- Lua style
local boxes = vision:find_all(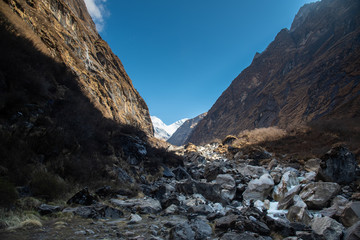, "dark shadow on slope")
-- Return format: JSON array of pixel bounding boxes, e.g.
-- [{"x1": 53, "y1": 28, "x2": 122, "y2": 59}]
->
[{"x1": 0, "y1": 17, "x2": 182, "y2": 205}]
